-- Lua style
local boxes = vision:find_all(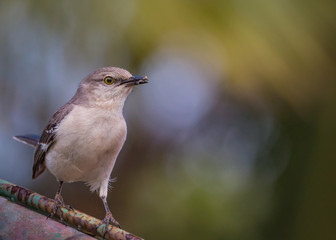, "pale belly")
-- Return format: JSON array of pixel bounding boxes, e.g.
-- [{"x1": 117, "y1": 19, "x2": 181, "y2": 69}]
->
[{"x1": 45, "y1": 106, "x2": 127, "y2": 185}]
